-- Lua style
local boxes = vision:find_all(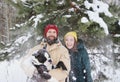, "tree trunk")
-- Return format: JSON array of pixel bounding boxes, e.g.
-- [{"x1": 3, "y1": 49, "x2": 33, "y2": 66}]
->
[{"x1": 0, "y1": 0, "x2": 16, "y2": 44}]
